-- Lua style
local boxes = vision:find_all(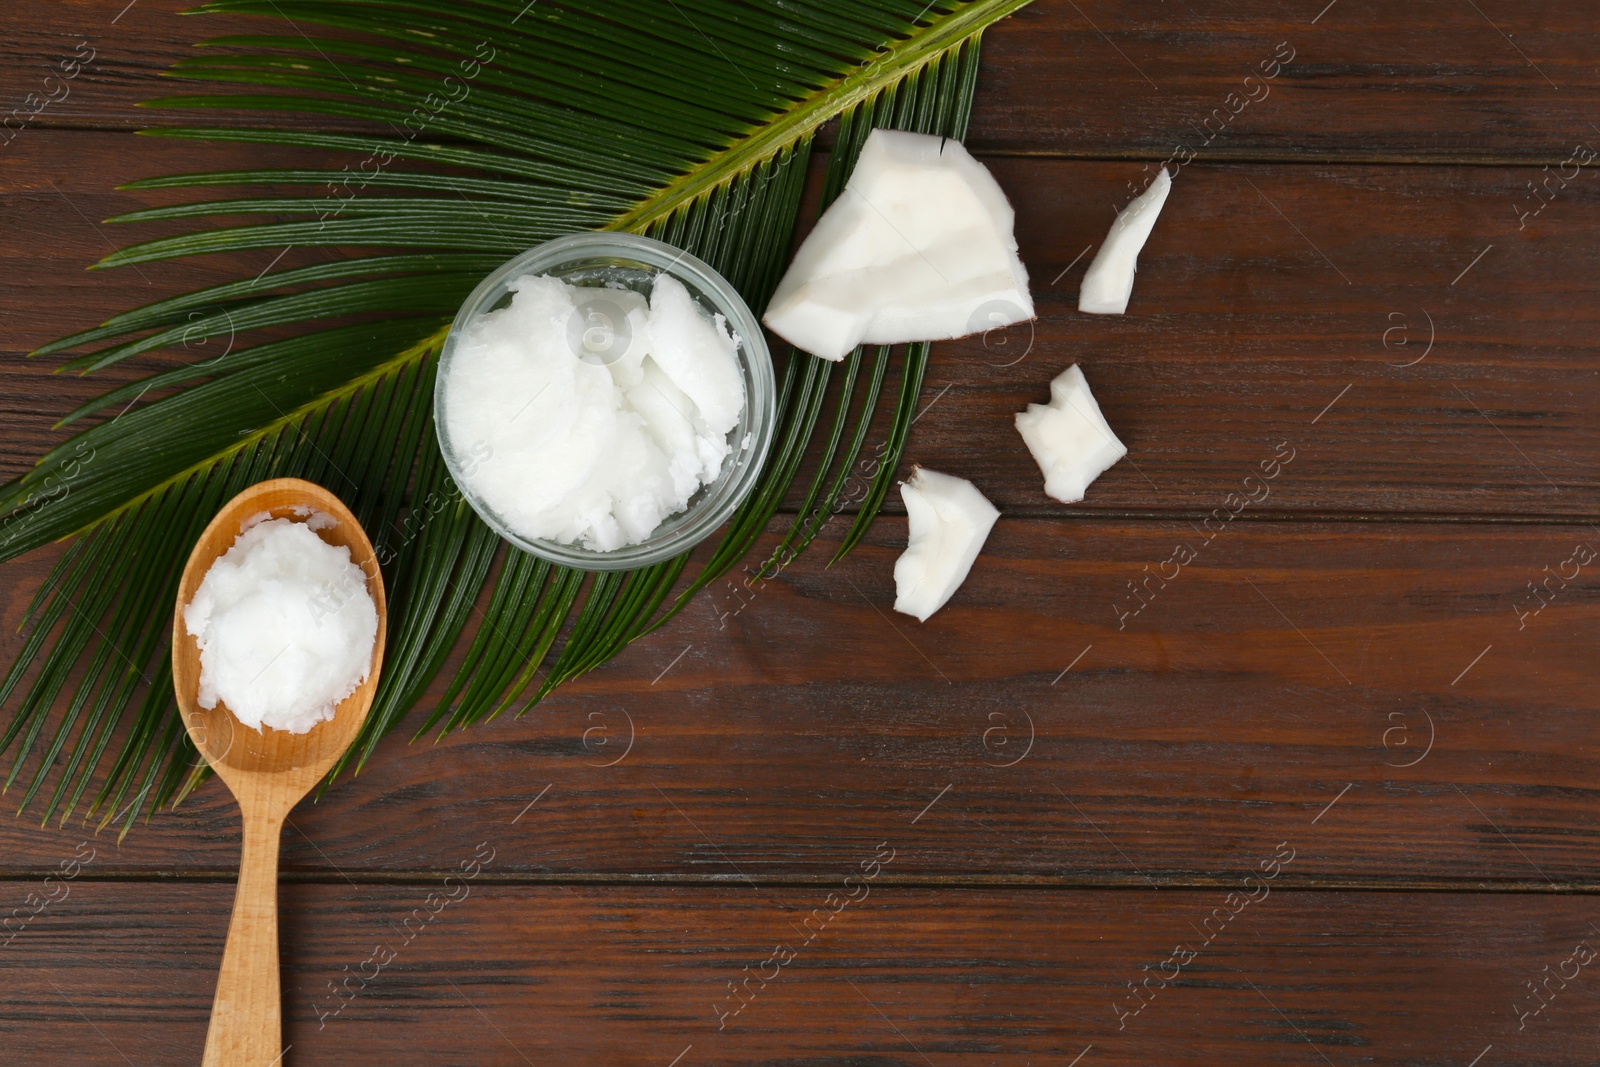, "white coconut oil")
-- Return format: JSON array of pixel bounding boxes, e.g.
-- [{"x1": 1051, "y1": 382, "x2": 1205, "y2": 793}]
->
[
  {"x1": 442, "y1": 272, "x2": 744, "y2": 551},
  {"x1": 183, "y1": 515, "x2": 378, "y2": 734}
]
